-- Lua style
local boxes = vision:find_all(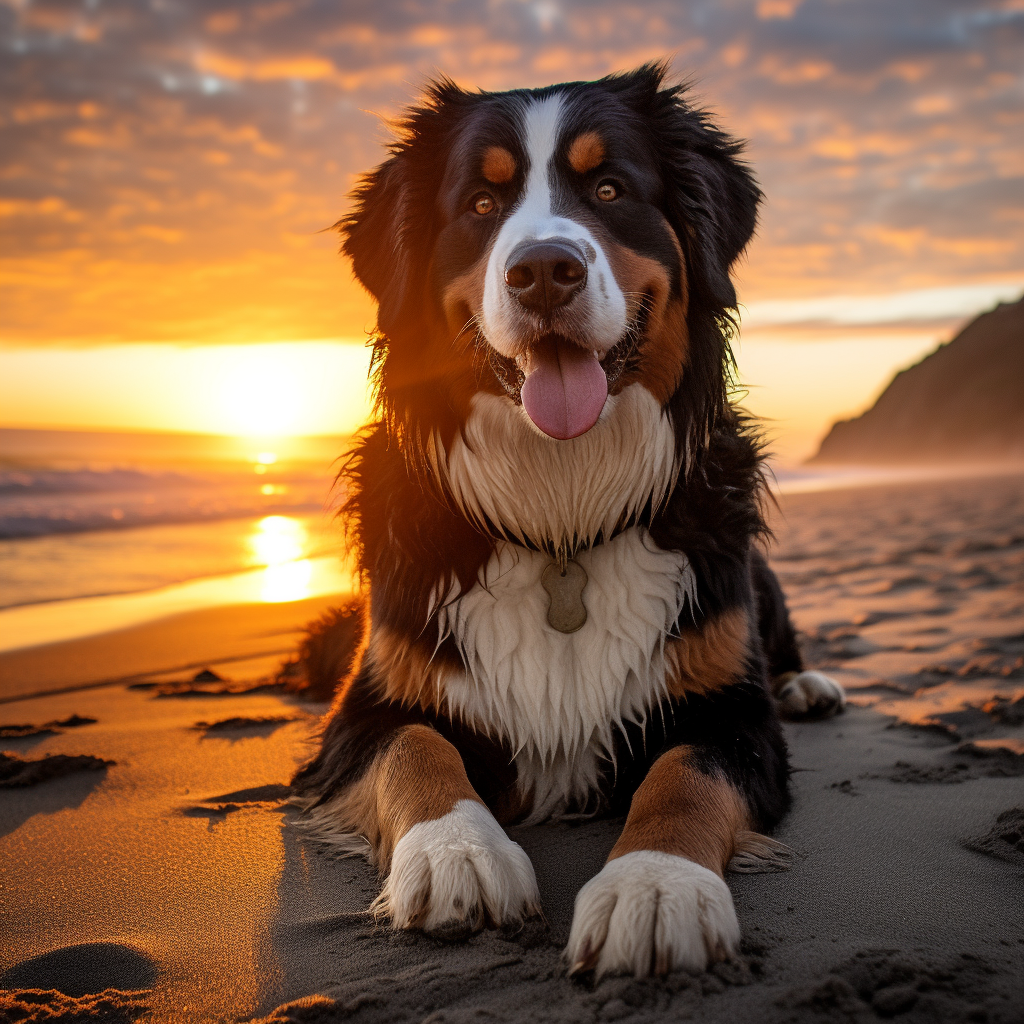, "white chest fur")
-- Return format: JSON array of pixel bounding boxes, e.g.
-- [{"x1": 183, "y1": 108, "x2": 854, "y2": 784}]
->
[
  {"x1": 437, "y1": 526, "x2": 695, "y2": 822},
  {"x1": 433, "y1": 385, "x2": 679, "y2": 551}
]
